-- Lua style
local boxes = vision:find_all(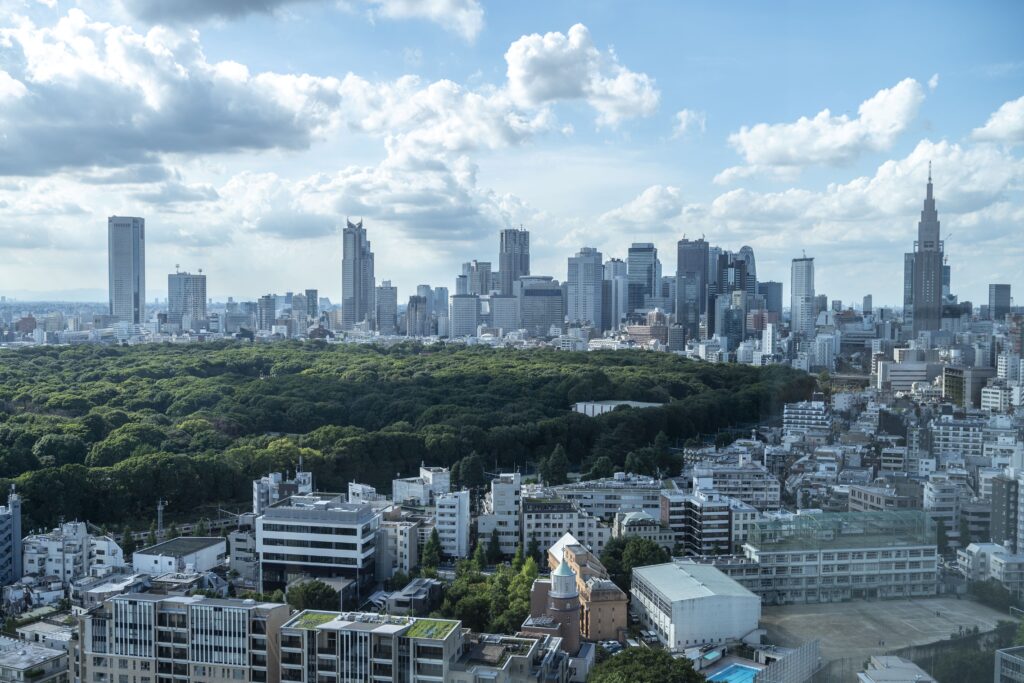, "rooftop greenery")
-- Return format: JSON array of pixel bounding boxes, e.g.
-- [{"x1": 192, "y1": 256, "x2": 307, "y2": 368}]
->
[
  {"x1": 406, "y1": 618, "x2": 457, "y2": 640},
  {"x1": 291, "y1": 612, "x2": 337, "y2": 630}
]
